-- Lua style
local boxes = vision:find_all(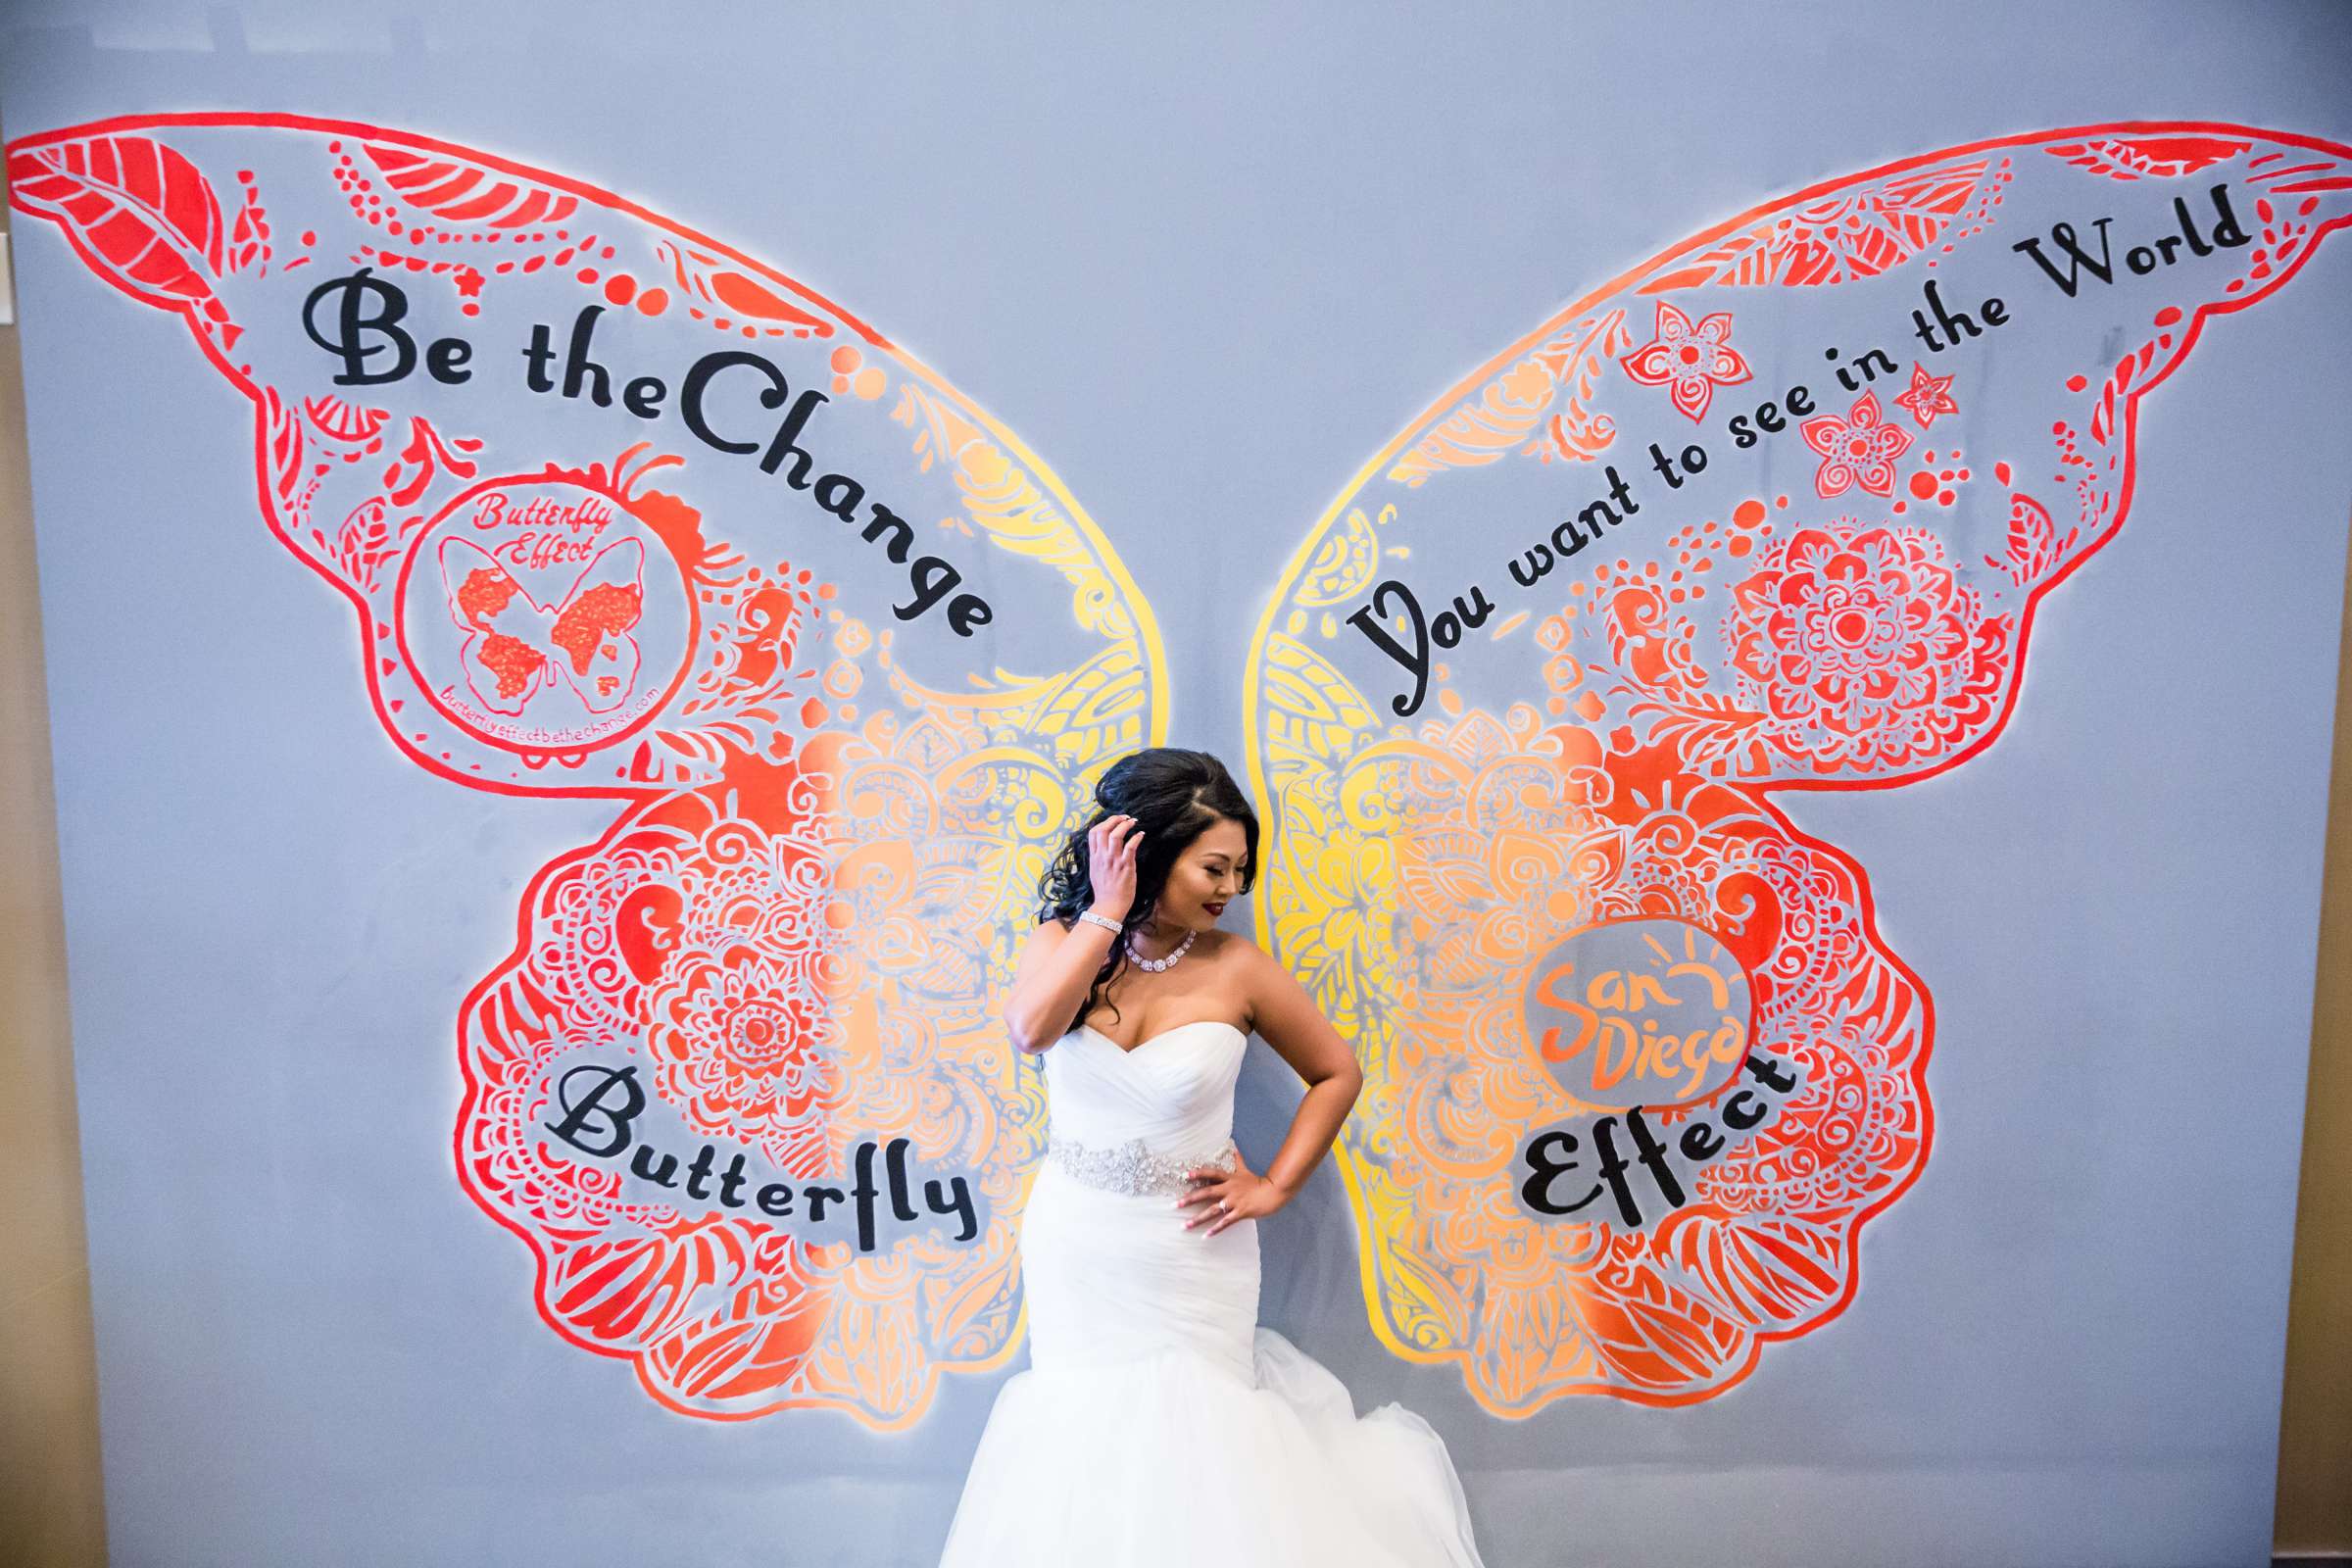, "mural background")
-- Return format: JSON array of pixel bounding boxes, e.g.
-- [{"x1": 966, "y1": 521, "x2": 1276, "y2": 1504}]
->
[{"x1": 5, "y1": 3, "x2": 2349, "y2": 1565}]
